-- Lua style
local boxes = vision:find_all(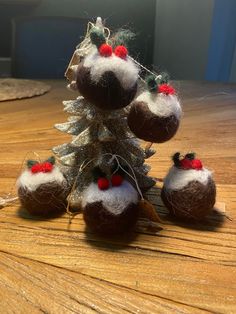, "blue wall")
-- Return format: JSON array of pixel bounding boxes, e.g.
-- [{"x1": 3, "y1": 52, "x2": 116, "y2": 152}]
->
[{"x1": 205, "y1": 0, "x2": 236, "y2": 82}]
